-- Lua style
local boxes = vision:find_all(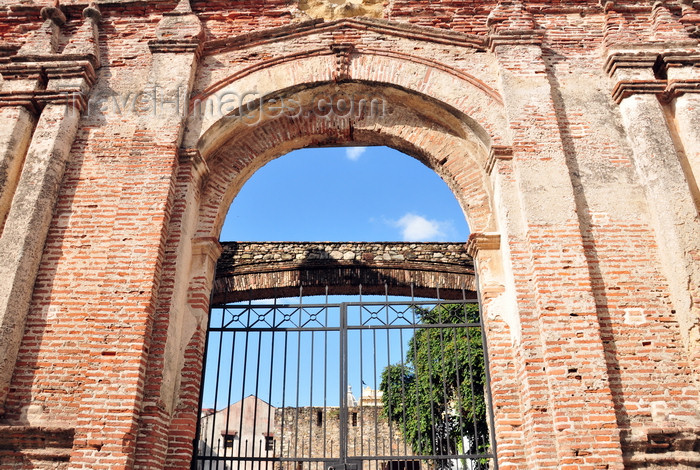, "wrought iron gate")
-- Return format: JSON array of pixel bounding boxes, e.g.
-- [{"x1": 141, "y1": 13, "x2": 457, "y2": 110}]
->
[{"x1": 193, "y1": 294, "x2": 497, "y2": 470}]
